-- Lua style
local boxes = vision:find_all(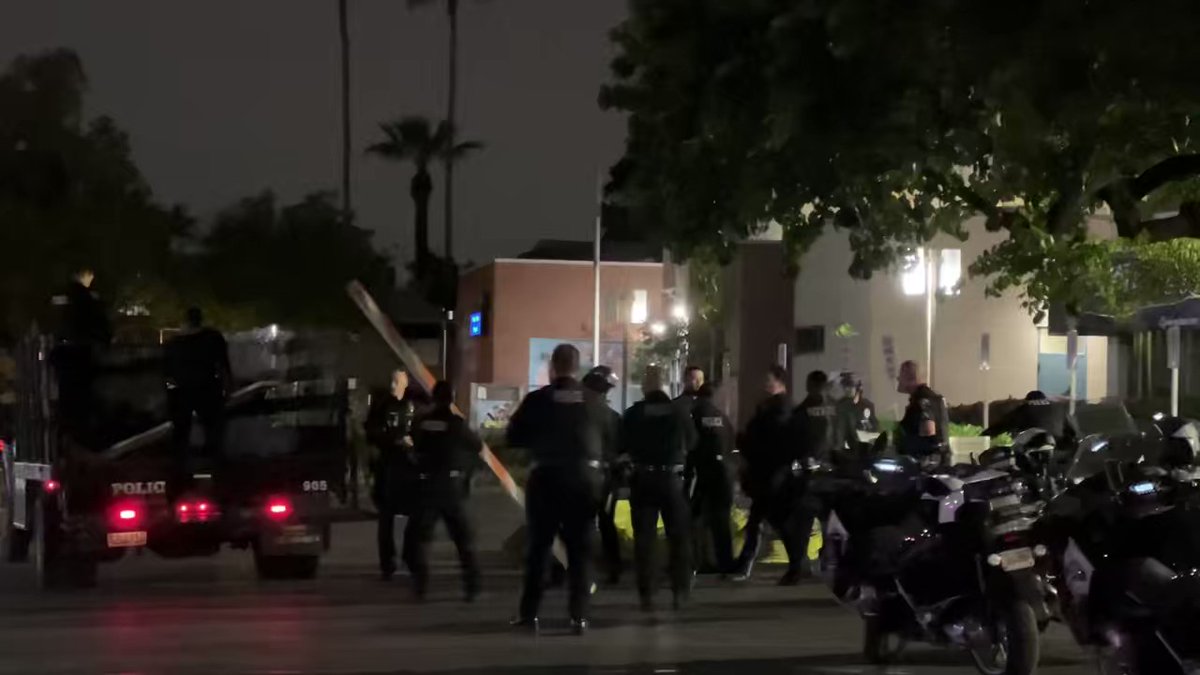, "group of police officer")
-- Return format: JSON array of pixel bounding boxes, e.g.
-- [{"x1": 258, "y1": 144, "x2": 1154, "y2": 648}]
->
[
  {"x1": 502, "y1": 344, "x2": 883, "y2": 634},
  {"x1": 367, "y1": 343, "x2": 1075, "y2": 637}
]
